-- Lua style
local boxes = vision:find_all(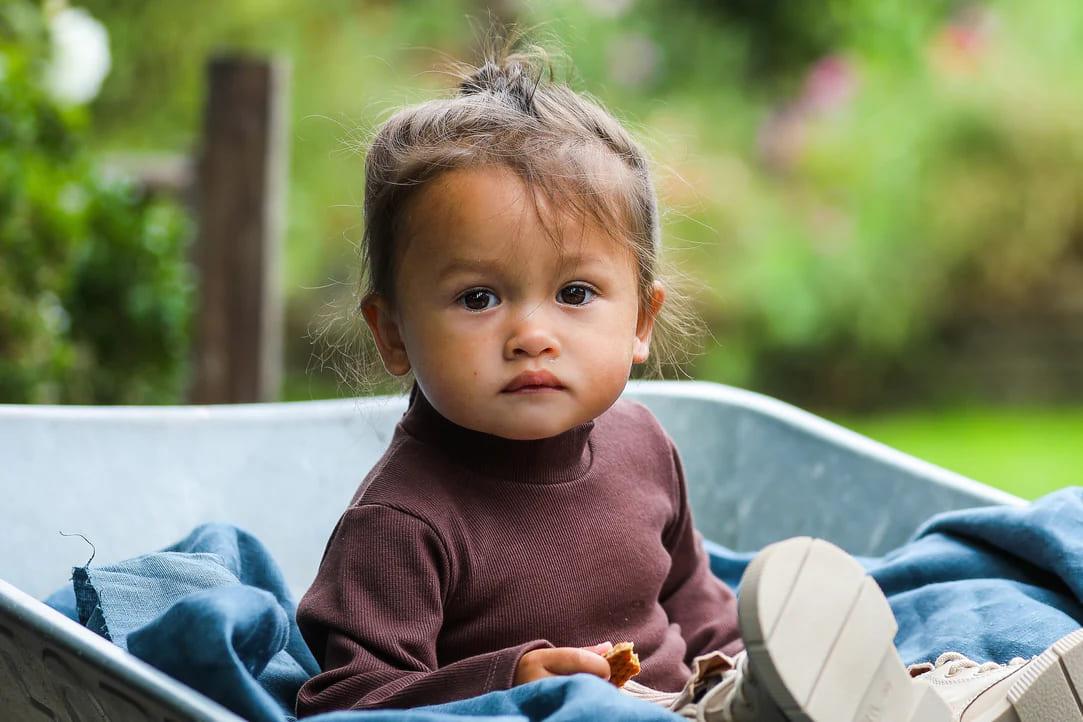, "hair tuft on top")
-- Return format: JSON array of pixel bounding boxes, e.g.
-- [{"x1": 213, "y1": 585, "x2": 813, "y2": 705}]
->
[{"x1": 458, "y1": 59, "x2": 541, "y2": 117}]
